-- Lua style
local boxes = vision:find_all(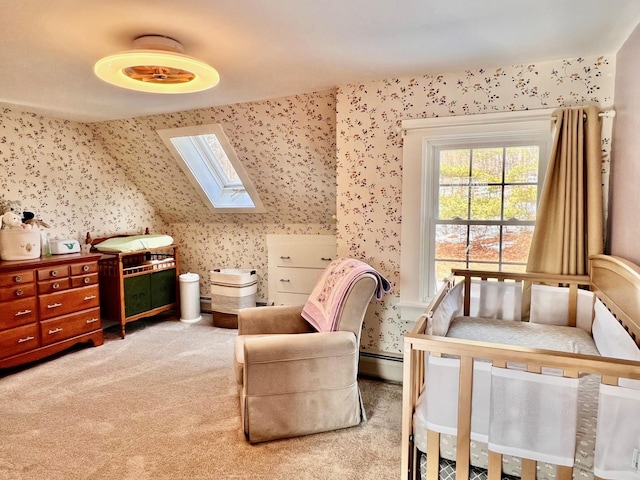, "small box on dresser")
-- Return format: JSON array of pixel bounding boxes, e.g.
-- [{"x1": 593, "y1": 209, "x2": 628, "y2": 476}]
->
[{"x1": 0, "y1": 253, "x2": 104, "y2": 369}]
